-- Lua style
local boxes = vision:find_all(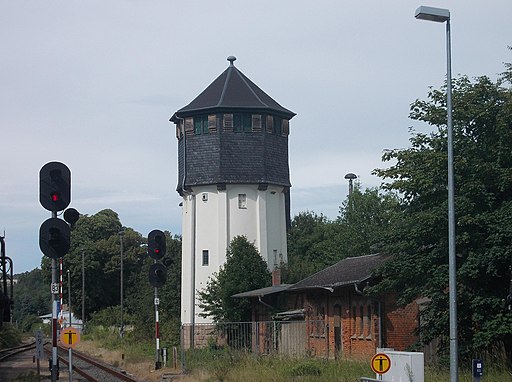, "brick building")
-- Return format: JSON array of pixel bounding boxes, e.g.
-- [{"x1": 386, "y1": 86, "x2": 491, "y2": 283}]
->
[{"x1": 234, "y1": 253, "x2": 421, "y2": 359}]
